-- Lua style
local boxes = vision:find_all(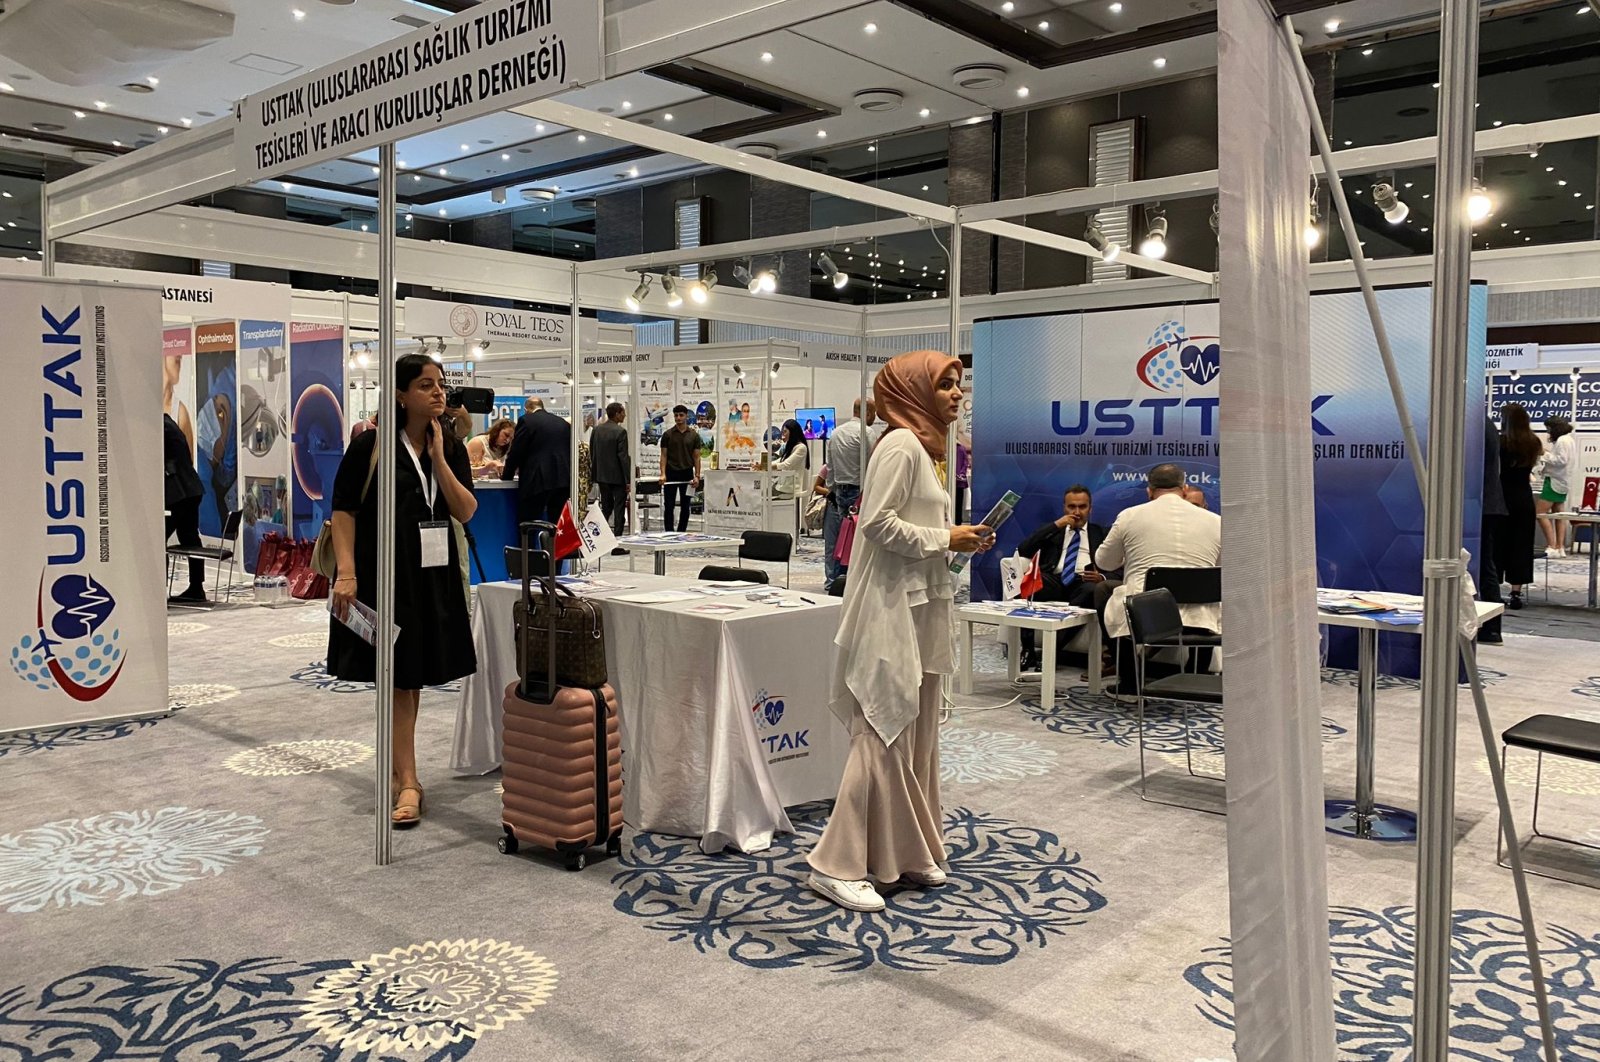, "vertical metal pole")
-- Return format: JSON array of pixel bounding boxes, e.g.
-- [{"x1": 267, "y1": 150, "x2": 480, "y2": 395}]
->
[
  {"x1": 374, "y1": 143, "x2": 397, "y2": 867},
  {"x1": 947, "y1": 216, "x2": 962, "y2": 514},
  {"x1": 1355, "y1": 627, "x2": 1378, "y2": 837},
  {"x1": 859, "y1": 308, "x2": 870, "y2": 483},
  {"x1": 39, "y1": 186, "x2": 54, "y2": 276},
  {"x1": 569, "y1": 265, "x2": 582, "y2": 515},
  {"x1": 1414, "y1": 1, "x2": 1479, "y2": 1054}
]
